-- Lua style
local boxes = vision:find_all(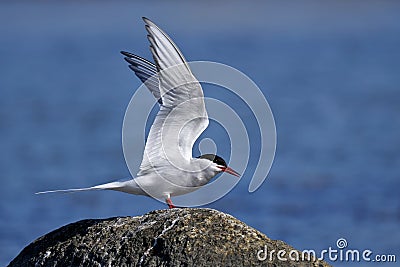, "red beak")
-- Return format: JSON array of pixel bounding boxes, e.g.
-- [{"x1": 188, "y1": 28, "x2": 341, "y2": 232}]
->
[{"x1": 219, "y1": 166, "x2": 240, "y2": 177}]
